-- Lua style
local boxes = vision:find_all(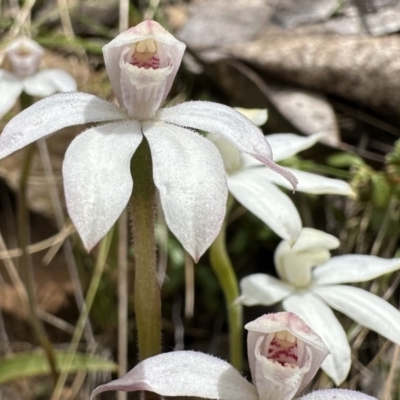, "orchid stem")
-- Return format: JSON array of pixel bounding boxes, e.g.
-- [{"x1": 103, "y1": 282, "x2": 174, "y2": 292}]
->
[
  {"x1": 209, "y1": 195, "x2": 243, "y2": 371},
  {"x1": 130, "y1": 137, "x2": 161, "y2": 360},
  {"x1": 18, "y1": 143, "x2": 58, "y2": 383}
]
